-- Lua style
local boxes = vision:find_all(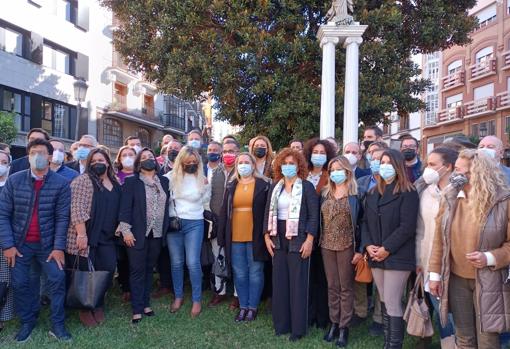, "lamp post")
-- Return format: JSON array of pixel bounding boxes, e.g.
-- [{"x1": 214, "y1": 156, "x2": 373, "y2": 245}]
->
[{"x1": 73, "y1": 78, "x2": 88, "y2": 140}]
